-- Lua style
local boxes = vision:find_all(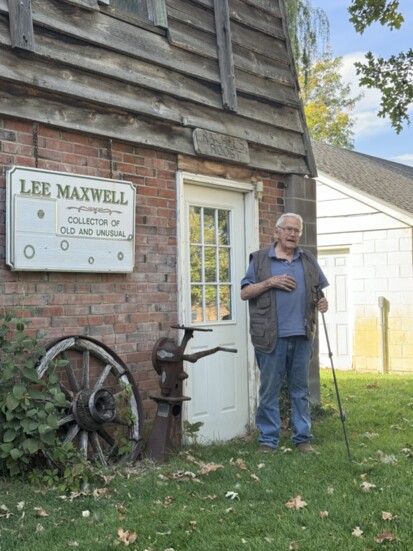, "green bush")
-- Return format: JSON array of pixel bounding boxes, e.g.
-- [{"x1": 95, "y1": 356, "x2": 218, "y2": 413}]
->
[{"x1": 0, "y1": 310, "x2": 68, "y2": 476}]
